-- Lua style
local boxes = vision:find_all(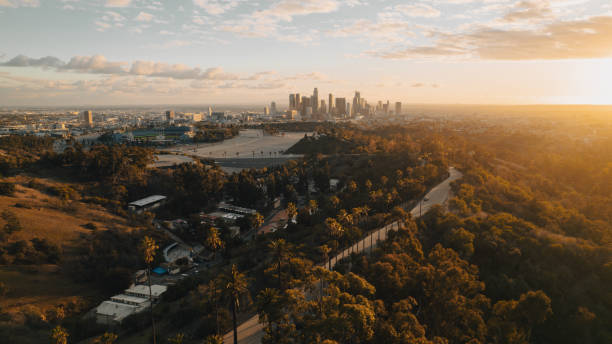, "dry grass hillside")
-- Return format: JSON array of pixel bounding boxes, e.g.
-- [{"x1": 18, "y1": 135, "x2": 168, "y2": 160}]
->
[{"x1": 0, "y1": 176, "x2": 132, "y2": 324}]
